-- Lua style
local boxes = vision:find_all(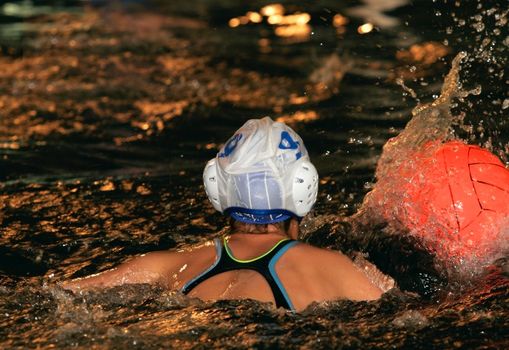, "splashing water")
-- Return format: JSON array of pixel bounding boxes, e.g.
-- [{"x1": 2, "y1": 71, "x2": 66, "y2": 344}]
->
[
  {"x1": 358, "y1": 52, "x2": 509, "y2": 280},
  {"x1": 376, "y1": 52, "x2": 467, "y2": 175}
]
